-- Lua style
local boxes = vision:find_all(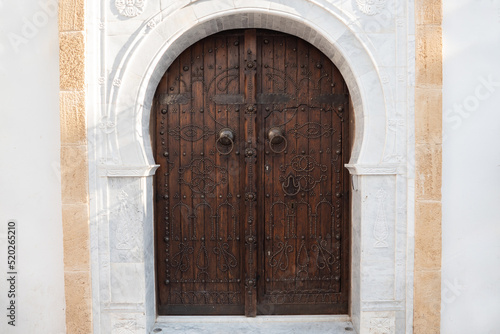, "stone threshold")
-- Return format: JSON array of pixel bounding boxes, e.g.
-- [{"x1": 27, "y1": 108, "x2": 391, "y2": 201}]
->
[{"x1": 153, "y1": 315, "x2": 355, "y2": 334}]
